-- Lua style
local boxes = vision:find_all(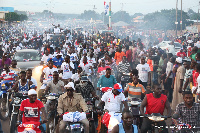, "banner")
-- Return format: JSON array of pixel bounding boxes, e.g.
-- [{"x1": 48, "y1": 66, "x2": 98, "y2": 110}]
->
[{"x1": 104, "y1": 1, "x2": 109, "y2": 15}]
